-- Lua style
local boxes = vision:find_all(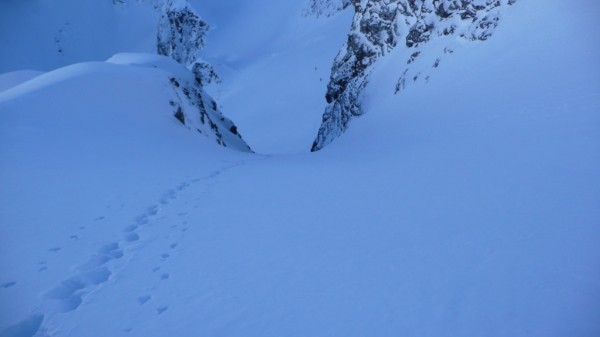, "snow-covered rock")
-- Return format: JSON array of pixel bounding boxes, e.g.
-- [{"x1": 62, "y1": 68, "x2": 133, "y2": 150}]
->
[
  {"x1": 0, "y1": 0, "x2": 250, "y2": 152},
  {"x1": 107, "y1": 53, "x2": 251, "y2": 152},
  {"x1": 305, "y1": 0, "x2": 352, "y2": 17},
  {"x1": 156, "y1": 0, "x2": 219, "y2": 86},
  {"x1": 311, "y1": 0, "x2": 516, "y2": 151}
]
